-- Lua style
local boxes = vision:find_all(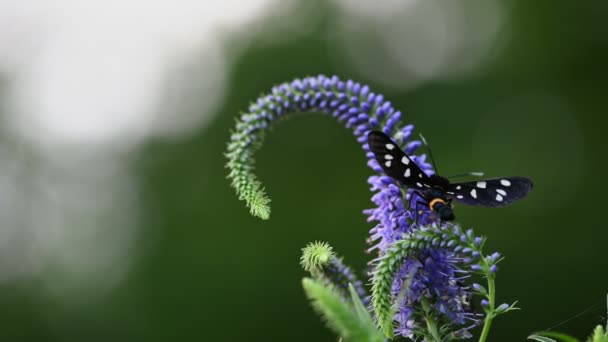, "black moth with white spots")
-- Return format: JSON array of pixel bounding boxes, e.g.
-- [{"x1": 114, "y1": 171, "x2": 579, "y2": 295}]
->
[{"x1": 368, "y1": 131, "x2": 533, "y2": 221}]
